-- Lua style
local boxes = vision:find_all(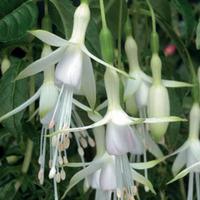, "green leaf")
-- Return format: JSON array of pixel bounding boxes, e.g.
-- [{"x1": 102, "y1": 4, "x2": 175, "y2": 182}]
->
[
  {"x1": 49, "y1": 0, "x2": 74, "y2": 38},
  {"x1": 150, "y1": 0, "x2": 171, "y2": 24},
  {"x1": 0, "y1": 0, "x2": 25, "y2": 18},
  {"x1": 171, "y1": 0, "x2": 196, "y2": 41},
  {"x1": 0, "y1": 59, "x2": 29, "y2": 134},
  {"x1": 0, "y1": 180, "x2": 16, "y2": 200},
  {"x1": 0, "y1": 0, "x2": 38, "y2": 42}
]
